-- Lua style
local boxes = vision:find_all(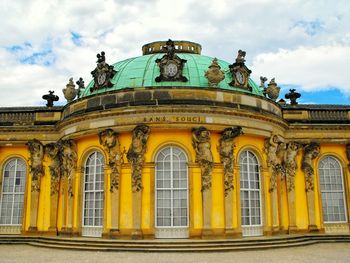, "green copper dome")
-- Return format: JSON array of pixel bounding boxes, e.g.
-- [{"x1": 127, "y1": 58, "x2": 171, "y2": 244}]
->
[{"x1": 79, "y1": 42, "x2": 263, "y2": 98}]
